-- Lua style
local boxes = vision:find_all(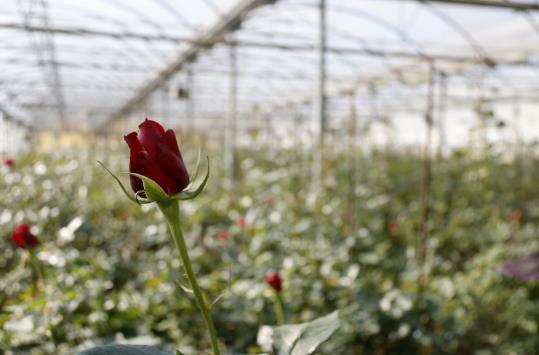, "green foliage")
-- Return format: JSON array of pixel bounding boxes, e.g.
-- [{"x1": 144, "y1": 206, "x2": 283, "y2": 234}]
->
[
  {"x1": 78, "y1": 344, "x2": 172, "y2": 355},
  {"x1": 1, "y1": 142, "x2": 538, "y2": 354}
]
